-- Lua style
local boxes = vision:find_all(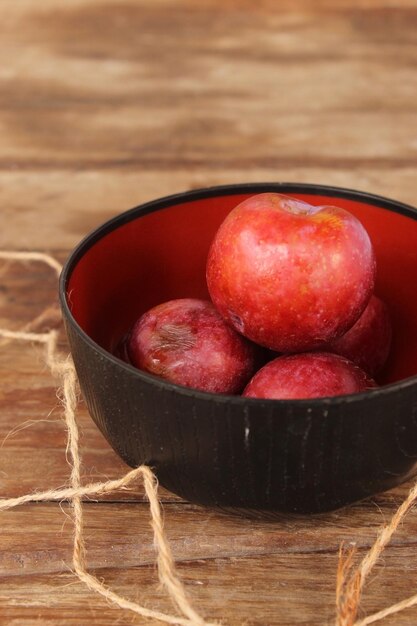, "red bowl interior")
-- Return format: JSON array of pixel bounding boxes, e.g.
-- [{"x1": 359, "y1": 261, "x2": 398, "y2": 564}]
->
[{"x1": 66, "y1": 190, "x2": 417, "y2": 386}]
